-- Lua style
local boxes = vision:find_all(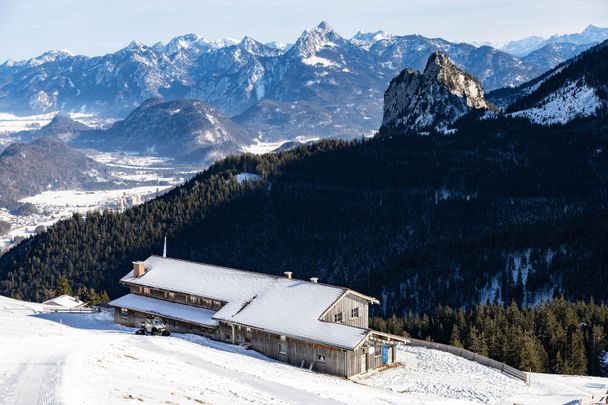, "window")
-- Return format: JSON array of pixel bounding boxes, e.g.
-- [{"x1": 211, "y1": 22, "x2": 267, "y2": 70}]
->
[
  {"x1": 333, "y1": 312, "x2": 343, "y2": 323},
  {"x1": 279, "y1": 335, "x2": 287, "y2": 354},
  {"x1": 224, "y1": 332, "x2": 231, "y2": 340},
  {"x1": 351, "y1": 307, "x2": 359, "y2": 318},
  {"x1": 317, "y1": 354, "x2": 326, "y2": 362},
  {"x1": 189, "y1": 295, "x2": 199, "y2": 304},
  {"x1": 167, "y1": 292, "x2": 175, "y2": 300},
  {"x1": 143, "y1": 287, "x2": 150, "y2": 295},
  {"x1": 120, "y1": 308, "x2": 128, "y2": 319}
]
